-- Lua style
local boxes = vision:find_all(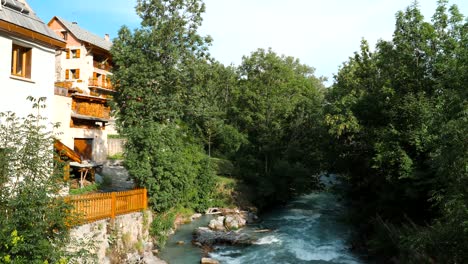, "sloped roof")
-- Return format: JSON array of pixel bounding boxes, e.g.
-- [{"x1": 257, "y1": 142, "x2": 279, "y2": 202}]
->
[
  {"x1": 0, "y1": 0, "x2": 64, "y2": 43},
  {"x1": 54, "y1": 16, "x2": 112, "y2": 51}
]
